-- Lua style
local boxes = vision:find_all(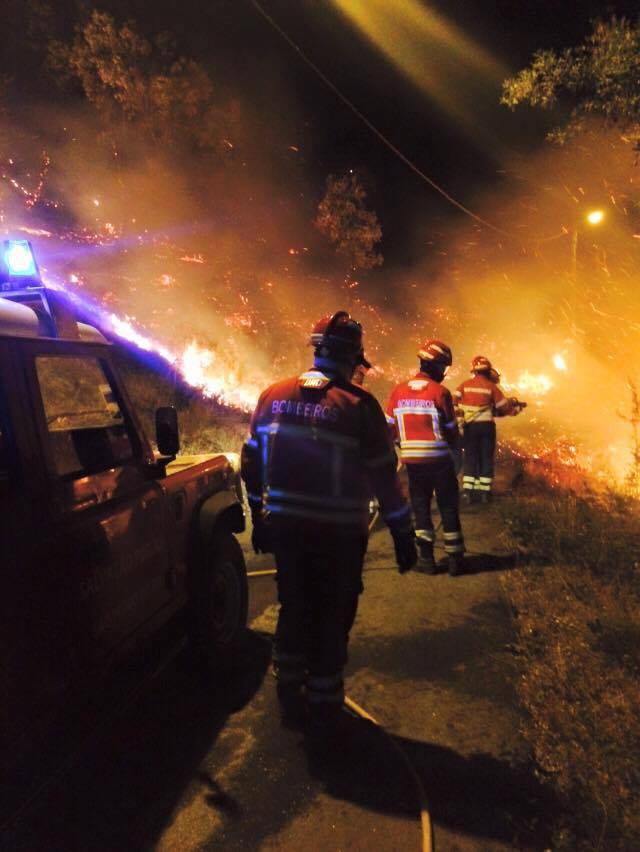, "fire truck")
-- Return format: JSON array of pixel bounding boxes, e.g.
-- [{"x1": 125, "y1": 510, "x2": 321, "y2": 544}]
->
[{"x1": 0, "y1": 241, "x2": 248, "y2": 780}]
